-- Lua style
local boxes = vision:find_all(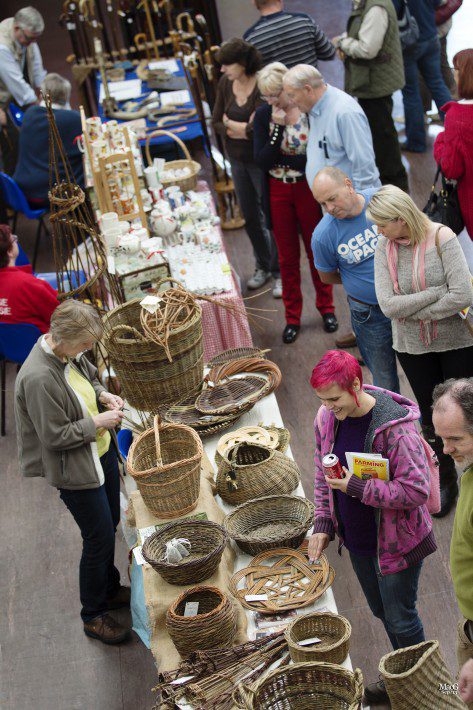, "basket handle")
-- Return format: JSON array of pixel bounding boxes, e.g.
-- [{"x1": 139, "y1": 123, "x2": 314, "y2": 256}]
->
[
  {"x1": 153, "y1": 415, "x2": 162, "y2": 466},
  {"x1": 107, "y1": 324, "x2": 147, "y2": 343},
  {"x1": 353, "y1": 668, "x2": 364, "y2": 709},
  {"x1": 154, "y1": 276, "x2": 188, "y2": 292},
  {"x1": 145, "y1": 129, "x2": 192, "y2": 167},
  {"x1": 233, "y1": 681, "x2": 256, "y2": 709}
]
